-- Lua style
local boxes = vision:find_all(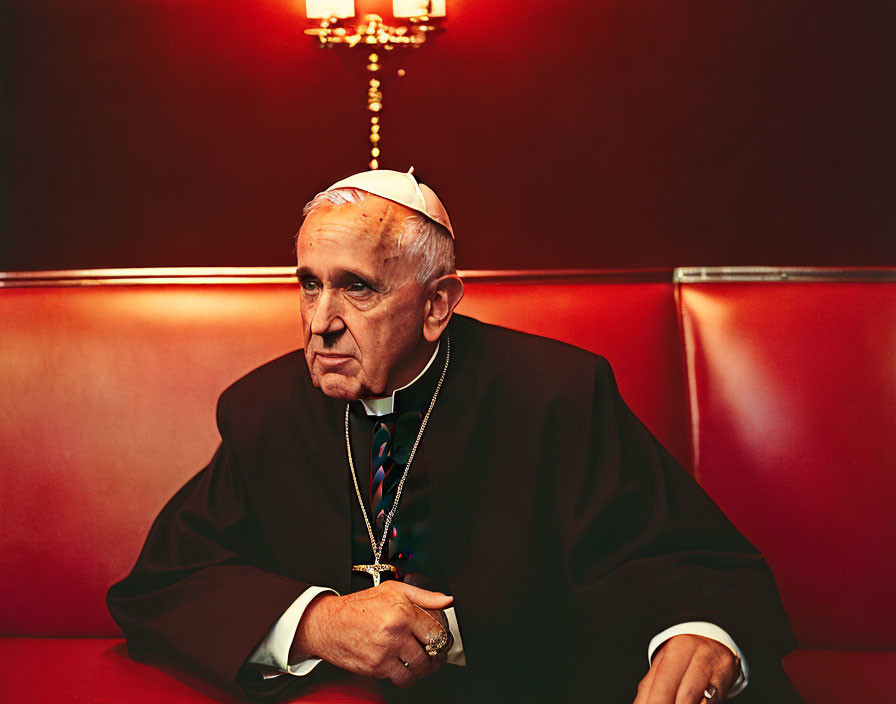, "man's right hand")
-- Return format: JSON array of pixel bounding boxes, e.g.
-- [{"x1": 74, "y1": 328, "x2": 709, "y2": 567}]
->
[{"x1": 292, "y1": 581, "x2": 454, "y2": 688}]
